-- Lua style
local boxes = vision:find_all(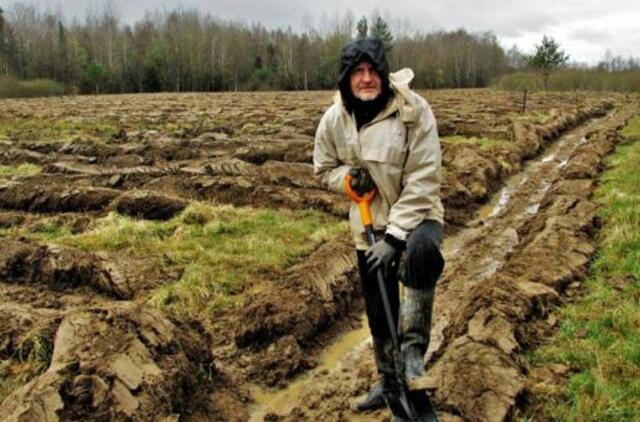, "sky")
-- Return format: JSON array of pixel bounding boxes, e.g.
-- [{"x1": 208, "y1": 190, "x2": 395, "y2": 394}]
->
[{"x1": 3, "y1": 0, "x2": 640, "y2": 65}]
